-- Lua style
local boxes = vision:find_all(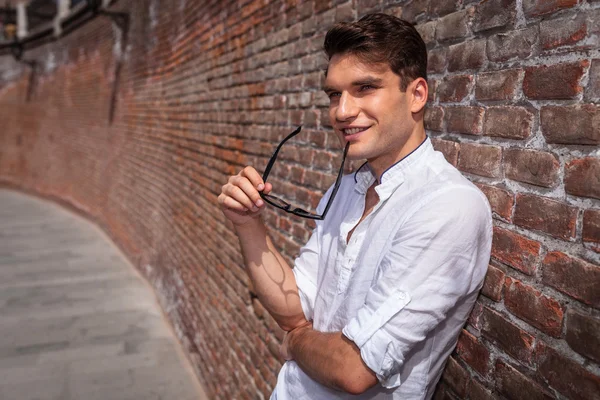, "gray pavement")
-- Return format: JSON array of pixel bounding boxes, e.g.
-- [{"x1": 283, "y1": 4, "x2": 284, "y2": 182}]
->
[{"x1": 0, "y1": 189, "x2": 209, "y2": 400}]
